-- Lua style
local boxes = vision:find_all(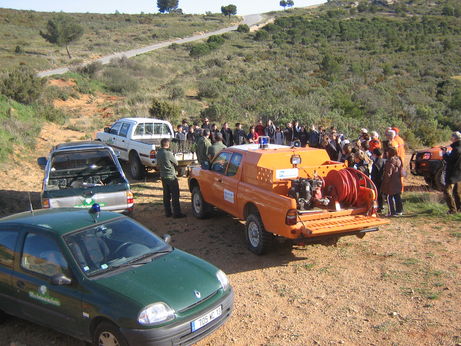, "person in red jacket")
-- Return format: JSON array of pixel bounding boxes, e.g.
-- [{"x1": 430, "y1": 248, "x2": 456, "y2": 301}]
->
[
  {"x1": 392, "y1": 127, "x2": 405, "y2": 164},
  {"x1": 255, "y1": 119, "x2": 265, "y2": 137},
  {"x1": 369, "y1": 131, "x2": 381, "y2": 153}
]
